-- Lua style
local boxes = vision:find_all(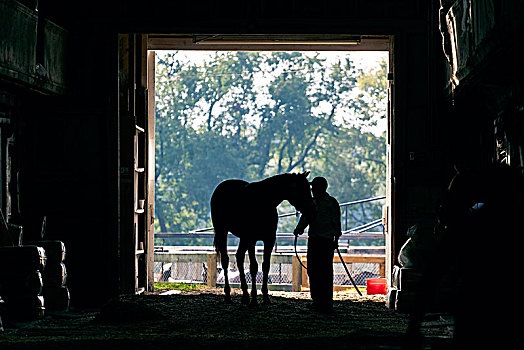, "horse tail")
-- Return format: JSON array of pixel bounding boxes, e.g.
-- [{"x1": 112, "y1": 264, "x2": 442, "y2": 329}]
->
[
  {"x1": 213, "y1": 226, "x2": 228, "y2": 261},
  {"x1": 211, "y1": 194, "x2": 227, "y2": 260},
  {"x1": 210, "y1": 179, "x2": 243, "y2": 260}
]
